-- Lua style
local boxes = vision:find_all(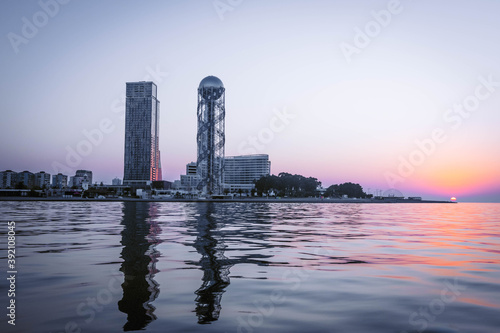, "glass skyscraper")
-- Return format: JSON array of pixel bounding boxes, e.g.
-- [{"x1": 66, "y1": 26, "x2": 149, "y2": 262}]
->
[{"x1": 123, "y1": 81, "x2": 161, "y2": 186}]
